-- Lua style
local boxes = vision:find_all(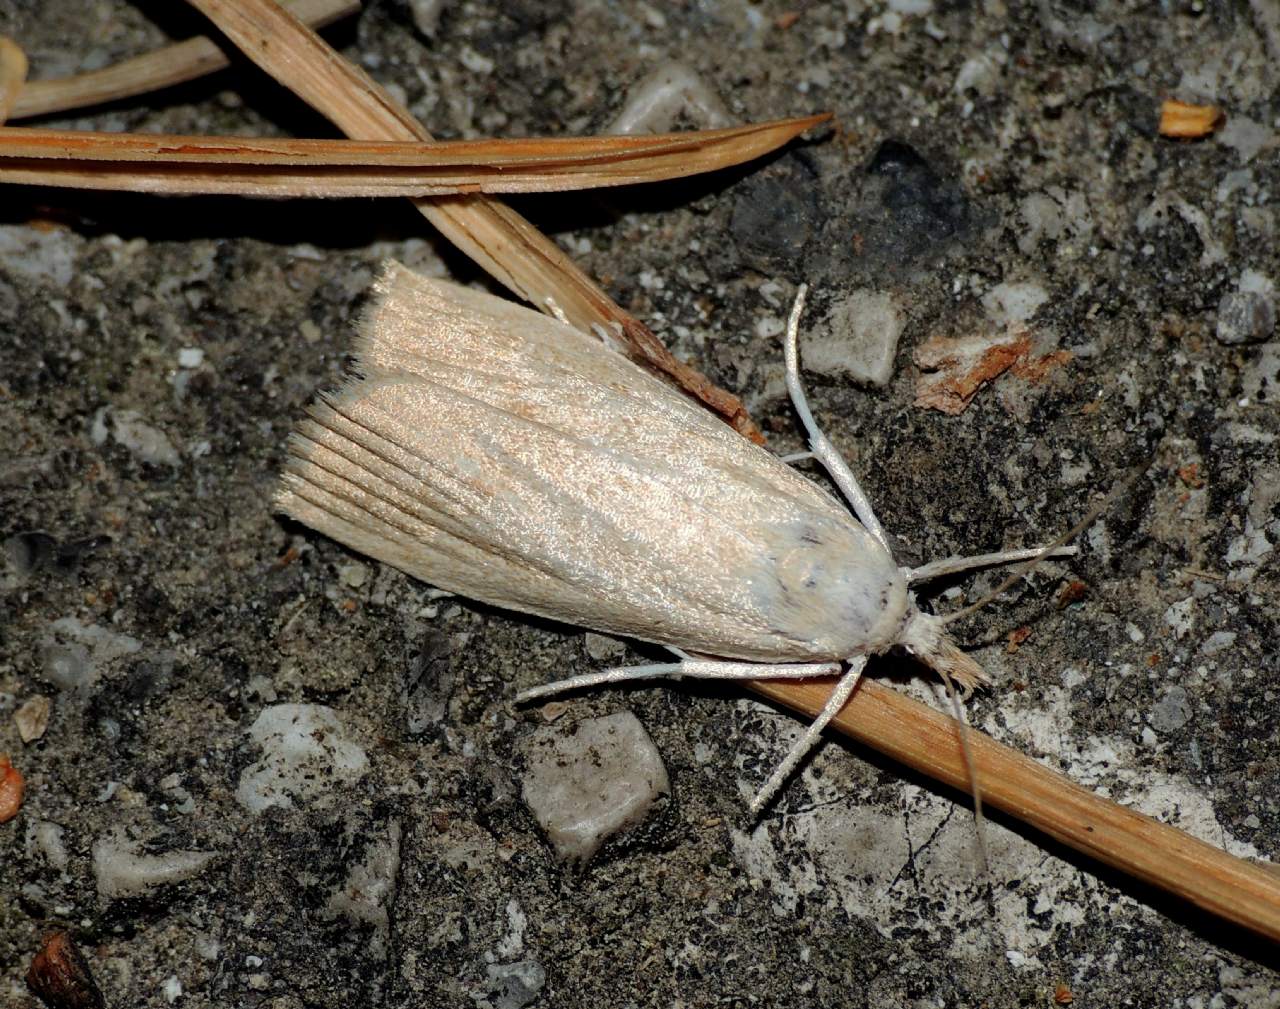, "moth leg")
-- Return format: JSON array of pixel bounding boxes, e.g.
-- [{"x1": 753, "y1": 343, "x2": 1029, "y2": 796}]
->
[
  {"x1": 907, "y1": 545, "x2": 1077, "y2": 585},
  {"x1": 777, "y1": 450, "x2": 815, "y2": 465},
  {"x1": 749, "y1": 655, "x2": 868, "y2": 817},
  {"x1": 516, "y1": 659, "x2": 842, "y2": 704},
  {"x1": 783, "y1": 286, "x2": 892, "y2": 554}
]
